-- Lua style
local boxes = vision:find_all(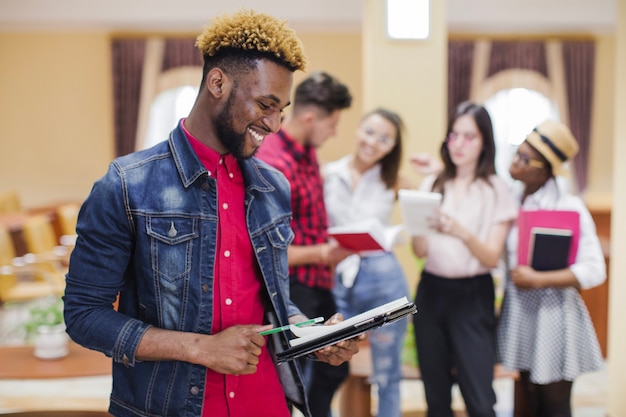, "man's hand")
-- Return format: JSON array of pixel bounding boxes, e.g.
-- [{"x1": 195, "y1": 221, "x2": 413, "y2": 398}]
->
[
  {"x1": 202, "y1": 325, "x2": 270, "y2": 375},
  {"x1": 313, "y1": 313, "x2": 360, "y2": 366}
]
